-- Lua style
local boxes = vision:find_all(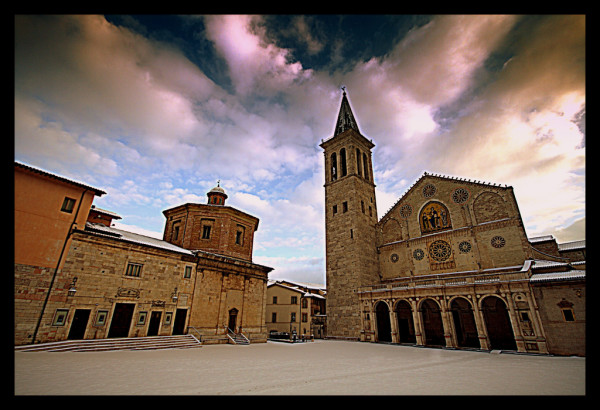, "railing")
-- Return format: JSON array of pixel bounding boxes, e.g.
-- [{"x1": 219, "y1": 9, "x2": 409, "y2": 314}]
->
[
  {"x1": 187, "y1": 326, "x2": 203, "y2": 343},
  {"x1": 358, "y1": 270, "x2": 529, "y2": 294}
]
